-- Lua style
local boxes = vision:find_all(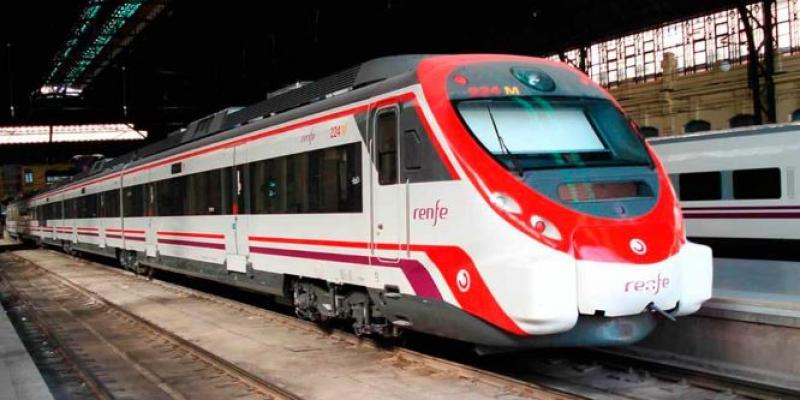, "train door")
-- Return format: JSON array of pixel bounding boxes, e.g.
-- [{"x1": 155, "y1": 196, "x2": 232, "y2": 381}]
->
[
  {"x1": 370, "y1": 105, "x2": 405, "y2": 261},
  {"x1": 227, "y1": 148, "x2": 248, "y2": 273}
]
